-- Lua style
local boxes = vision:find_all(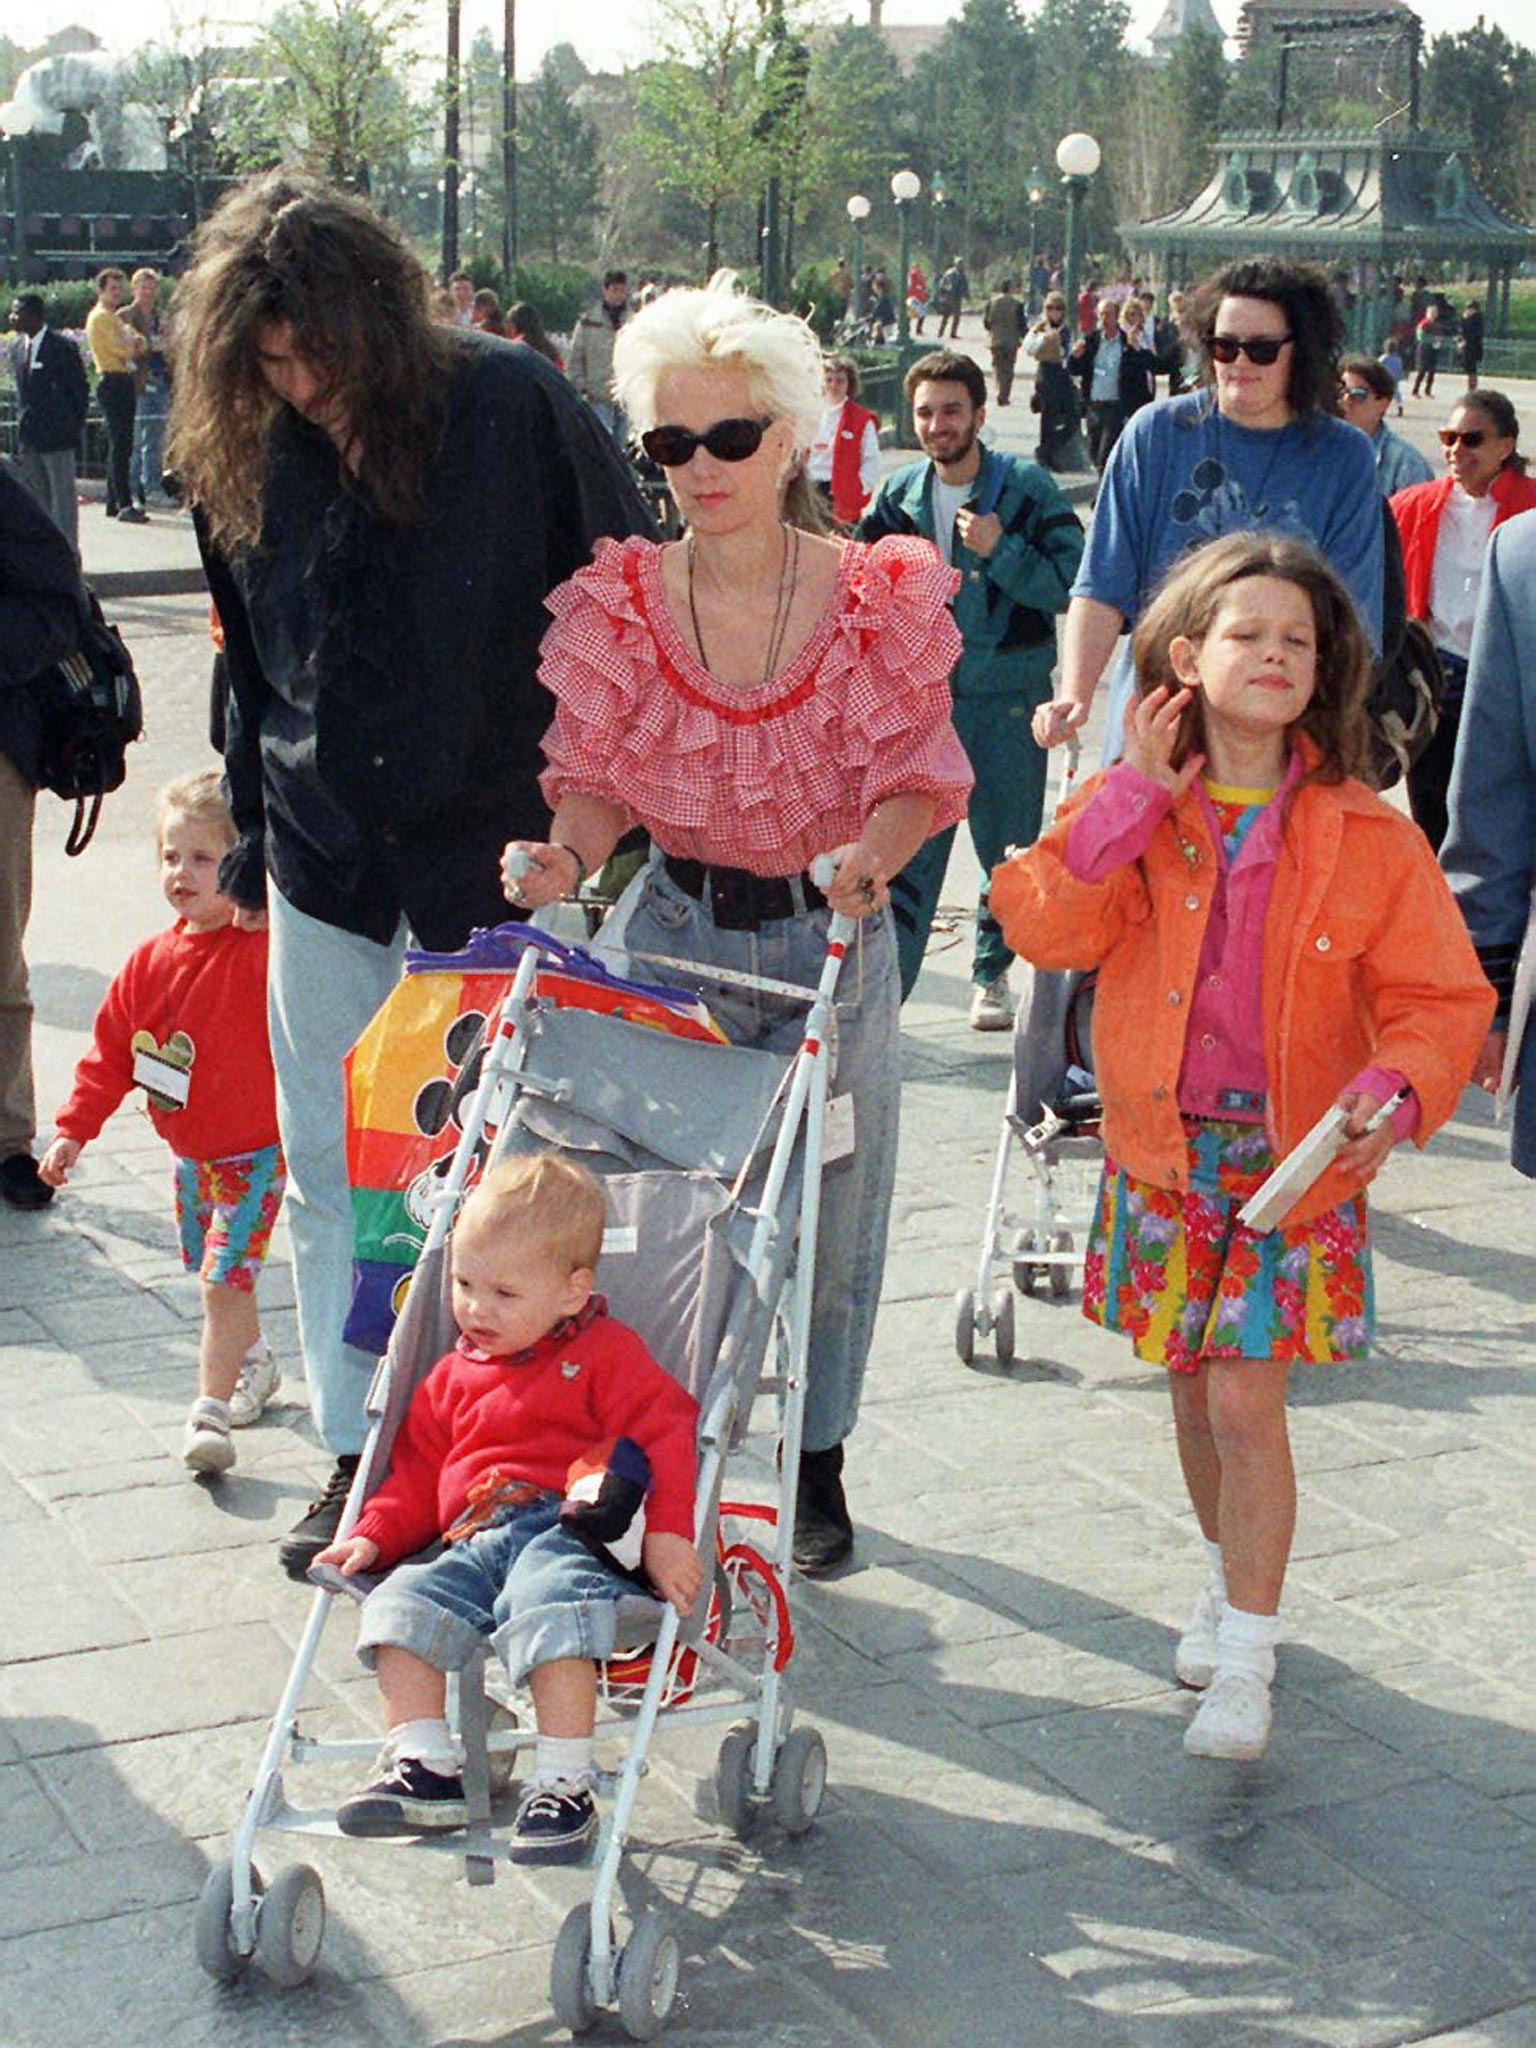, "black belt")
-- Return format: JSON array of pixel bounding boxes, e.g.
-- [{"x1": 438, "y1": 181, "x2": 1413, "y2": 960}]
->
[{"x1": 662, "y1": 855, "x2": 826, "y2": 932}]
